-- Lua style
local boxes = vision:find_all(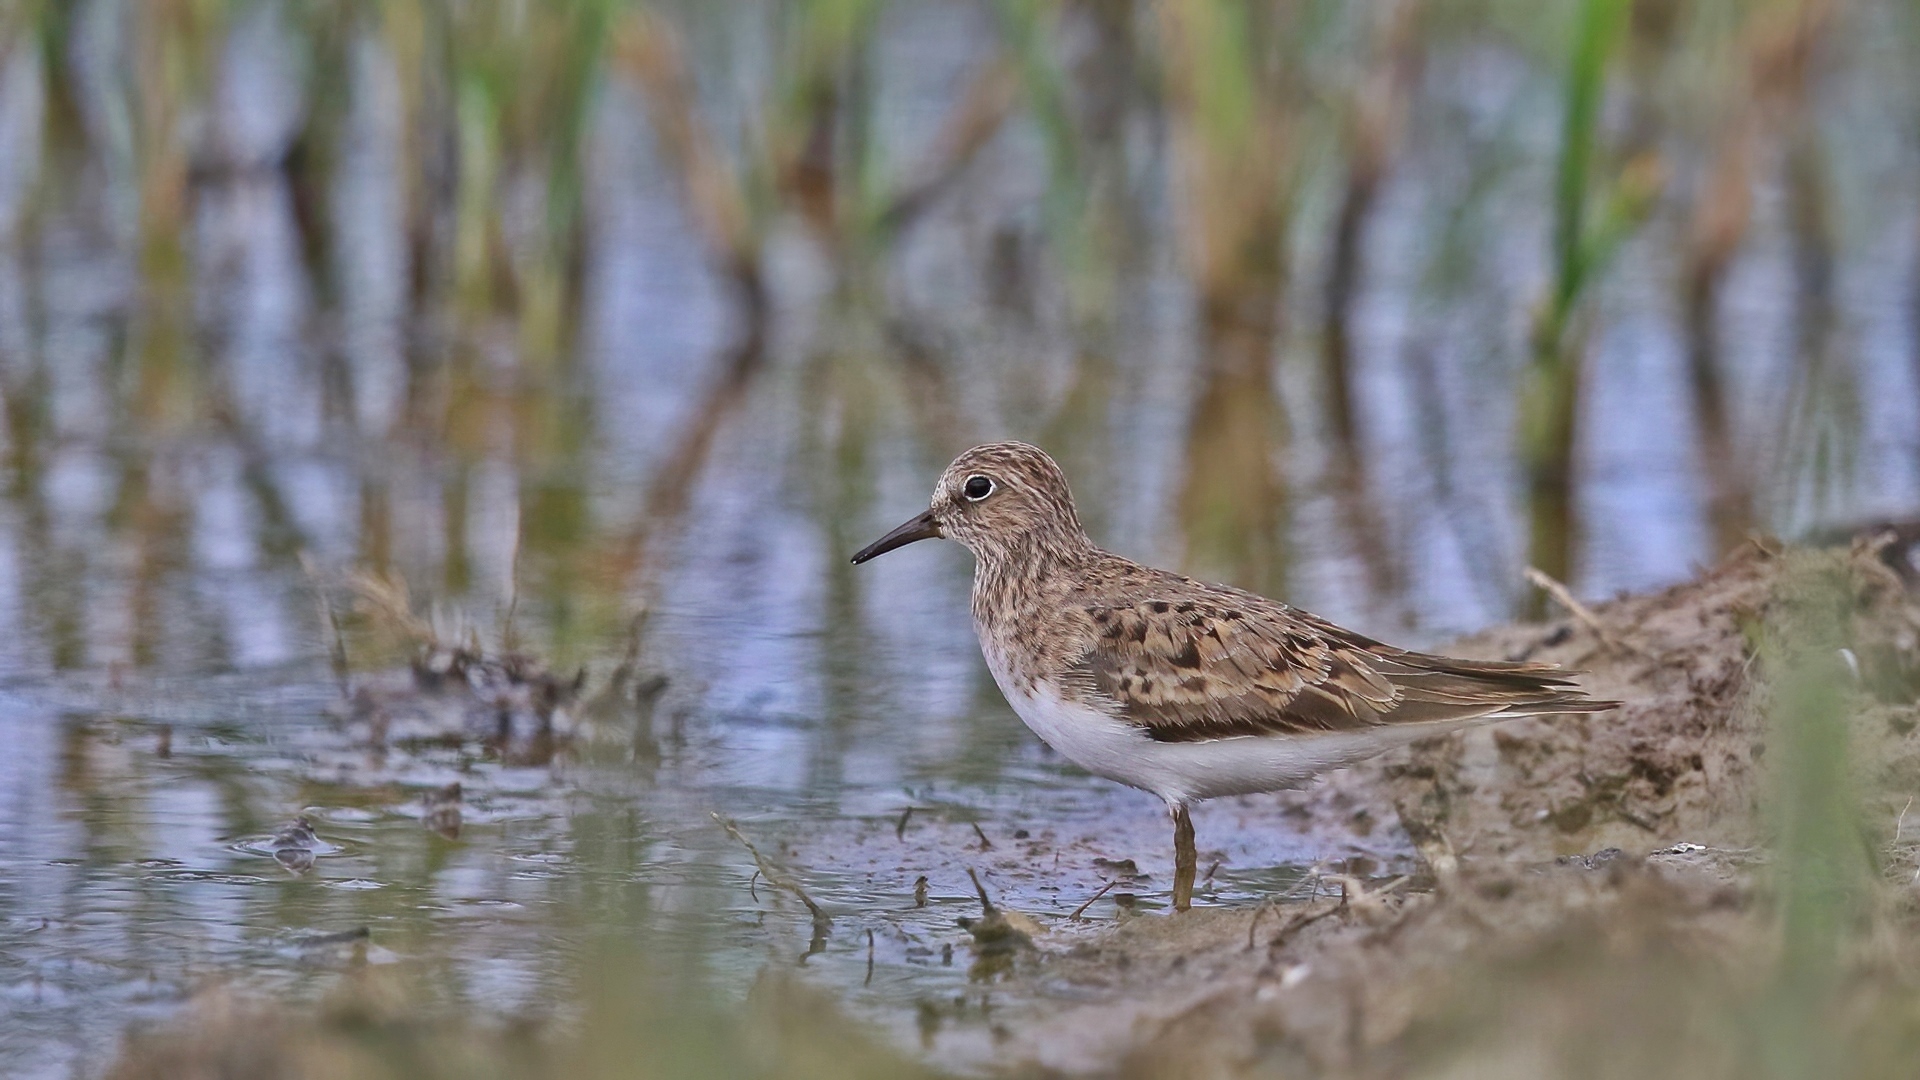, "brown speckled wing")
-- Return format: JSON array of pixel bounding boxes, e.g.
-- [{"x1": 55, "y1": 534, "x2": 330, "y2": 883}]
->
[{"x1": 1070, "y1": 590, "x2": 1615, "y2": 743}]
